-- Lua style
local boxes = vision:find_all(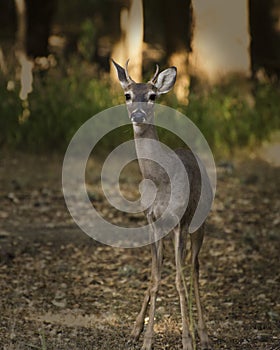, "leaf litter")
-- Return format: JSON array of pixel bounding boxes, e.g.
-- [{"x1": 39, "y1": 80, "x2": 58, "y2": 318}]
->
[{"x1": 0, "y1": 153, "x2": 279, "y2": 349}]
